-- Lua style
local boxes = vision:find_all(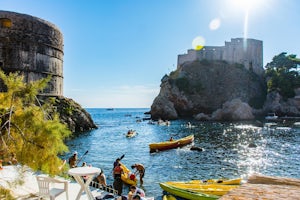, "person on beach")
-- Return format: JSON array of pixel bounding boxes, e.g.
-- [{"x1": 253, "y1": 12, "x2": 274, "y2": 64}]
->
[
  {"x1": 97, "y1": 169, "x2": 107, "y2": 187},
  {"x1": 131, "y1": 163, "x2": 145, "y2": 185},
  {"x1": 7, "y1": 152, "x2": 18, "y2": 165},
  {"x1": 128, "y1": 185, "x2": 145, "y2": 200},
  {"x1": 68, "y1": 151, "x2": 78, "y2": 168},
  {"x1": 113, "y1": 162, "x2": 124, "y2": 195}
]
